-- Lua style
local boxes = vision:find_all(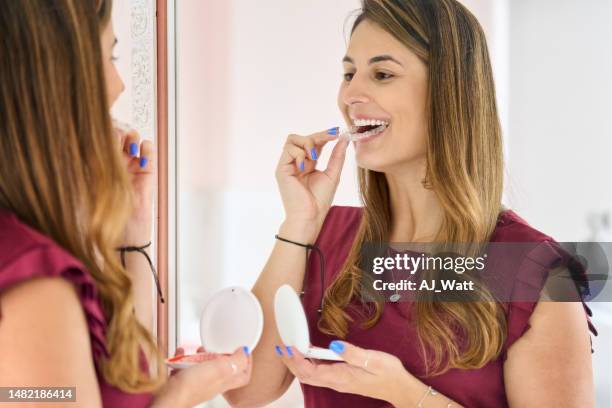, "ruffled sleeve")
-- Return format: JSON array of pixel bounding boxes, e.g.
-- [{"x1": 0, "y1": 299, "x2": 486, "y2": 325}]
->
[
  {"x1": 0, "y1": 244, "x2": 109, "y2": 364},
  {"x1": 501, "y1": 240, "x2": 598, "y2": 360}
]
